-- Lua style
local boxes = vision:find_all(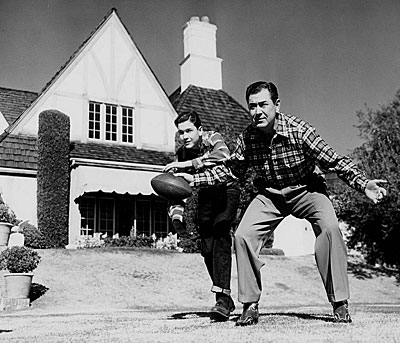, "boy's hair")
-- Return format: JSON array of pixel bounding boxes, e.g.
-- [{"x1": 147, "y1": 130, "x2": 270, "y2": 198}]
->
[
  {"x1": 245, "y1": 81, "x2": 279, "y2": 105},
  {"x1": 174, "y1": 110, "x2": 202, "y2": 128}
]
